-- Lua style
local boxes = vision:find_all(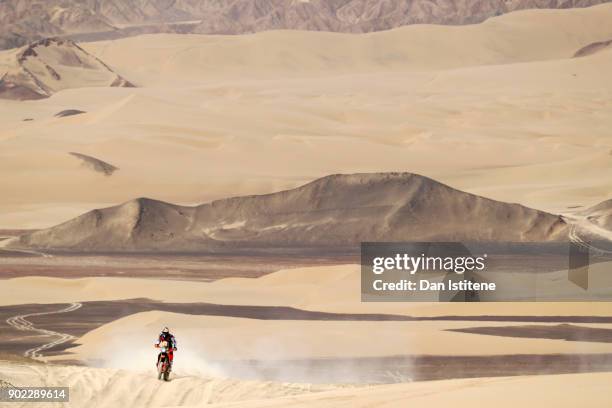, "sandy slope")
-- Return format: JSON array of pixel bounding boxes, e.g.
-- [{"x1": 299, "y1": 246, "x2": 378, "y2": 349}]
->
[
  {"x1": 204, "y1": 372, "x2": 612, "y2": 408},
  {"x1": 3, "y1": 265, "x2": 612, "y2": 406},
  {"x1": 1, "y1": 360, "x2": 610, "y2": 408},
  {"x1": 1, "y1": 5, "x2": 612, "y2": 227},
  {"x1": 584, "y1": 199, "x2": 612, "y2": 230},
  {"x1": 0, "y1": 361, "x2": 333, "y2": 408},
  {"x1": 84, "y1": 4, "x2": 612, "y2": 83},
  {"x1": 17, "y1": 264, "x2": 609, "y2": 368}
]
